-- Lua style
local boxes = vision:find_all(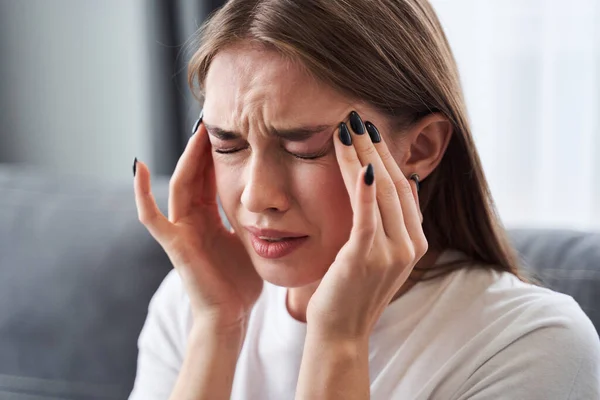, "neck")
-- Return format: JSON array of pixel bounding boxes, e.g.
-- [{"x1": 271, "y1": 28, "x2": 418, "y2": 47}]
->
[{"x1": 286, "y1": 249, "x2": 442, "y2": 323}]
